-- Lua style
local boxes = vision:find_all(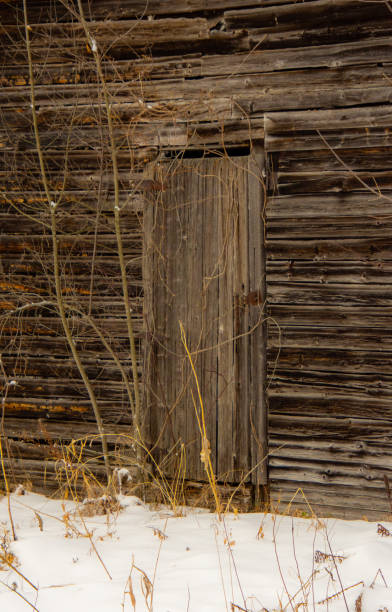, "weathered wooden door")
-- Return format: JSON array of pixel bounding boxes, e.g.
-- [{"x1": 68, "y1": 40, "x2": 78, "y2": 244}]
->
[{"x1": 144, "y1": 151, "x2": 267, "y2": 485}]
